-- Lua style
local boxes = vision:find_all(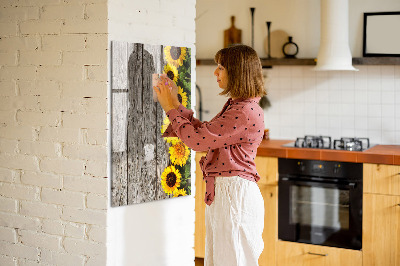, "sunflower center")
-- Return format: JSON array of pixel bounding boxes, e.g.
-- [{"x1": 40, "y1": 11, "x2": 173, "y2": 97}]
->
[
  {"x1": 174, "y1": 142, "x2": 185, "y2": 156},
  {"x1": 177, "y1": 93, "x2": 182, "y2": 104},
  {"x1": 167, "y1": 71, "x2": 174, "y2": 80},
  {"x1": 170, "y1": 47, "x2": 181, "y2": 60},
  {"x1": 166, "y1": 172, "x2": 177, "y2": 188}
]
